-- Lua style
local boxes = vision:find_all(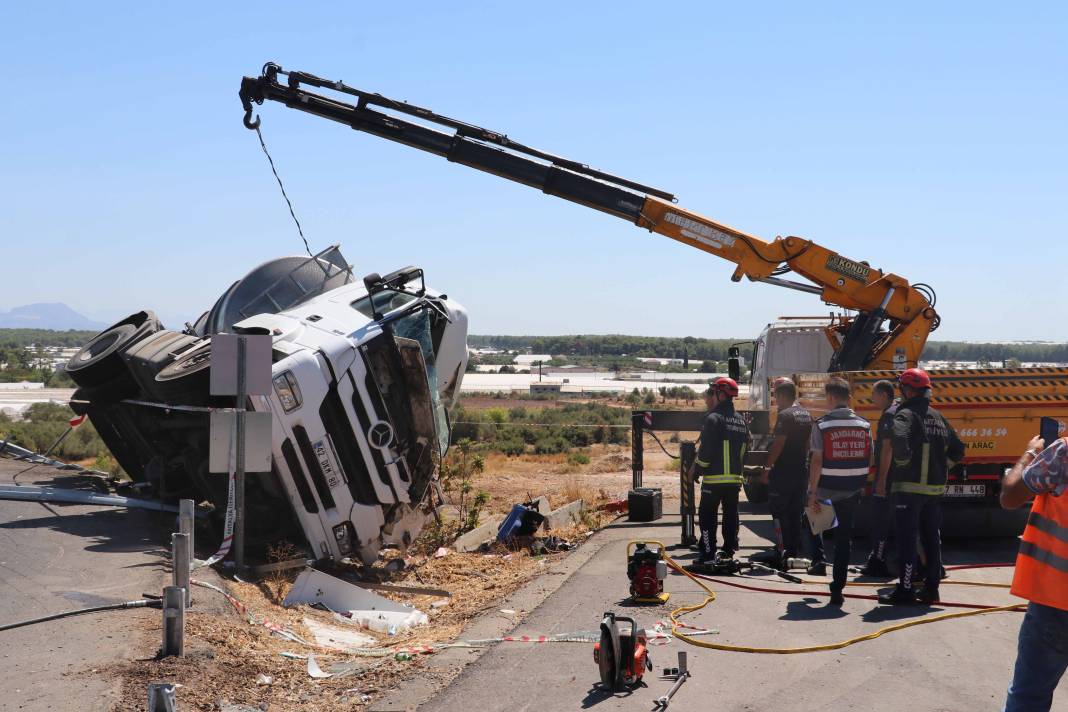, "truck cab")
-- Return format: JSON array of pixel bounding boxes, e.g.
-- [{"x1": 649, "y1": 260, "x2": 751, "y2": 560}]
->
[{"x1": 68, "y1": 247, "x2": 469, "y2": 564}]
